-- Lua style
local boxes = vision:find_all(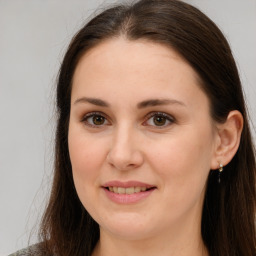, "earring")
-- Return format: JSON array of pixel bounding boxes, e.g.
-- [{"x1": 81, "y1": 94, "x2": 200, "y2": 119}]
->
[{"x1": 218, "y1": 164, "x2": 223, "y2": 184}]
